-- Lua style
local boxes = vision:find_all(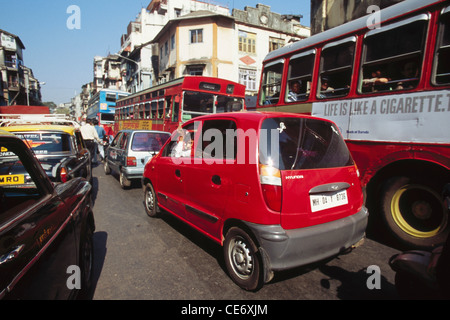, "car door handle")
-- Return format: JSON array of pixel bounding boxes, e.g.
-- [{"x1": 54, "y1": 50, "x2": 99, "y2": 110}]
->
[
  {"x1": 175, "y1": 169, "x2": 181, "y2": 177},
  {"x1": 0, "y1": 245, "x2": 24, "y2": 265}
]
